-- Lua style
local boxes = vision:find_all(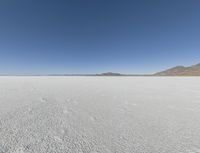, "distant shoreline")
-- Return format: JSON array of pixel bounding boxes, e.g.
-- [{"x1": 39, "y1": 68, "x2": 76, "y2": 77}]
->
[{"x1": 0, "y1": 75, "x2": 200, "y2": 77}]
